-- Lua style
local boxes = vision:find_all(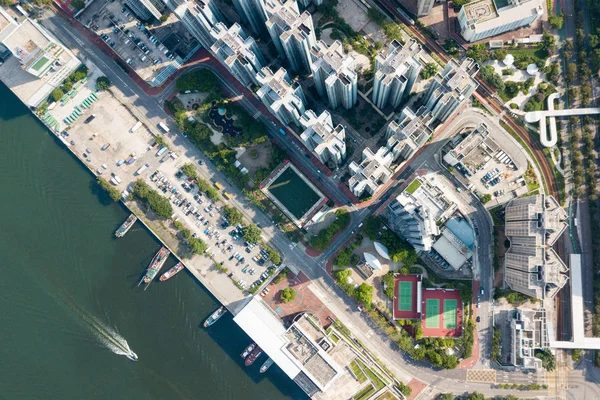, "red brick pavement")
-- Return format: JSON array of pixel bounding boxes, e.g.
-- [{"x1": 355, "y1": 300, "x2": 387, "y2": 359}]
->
[
  {"x1": 406, "y1": 378, "x2": 427, "y2": 400},
  {"x1": 262, "y1": 270, "x2": 335, "y2": 328}
]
